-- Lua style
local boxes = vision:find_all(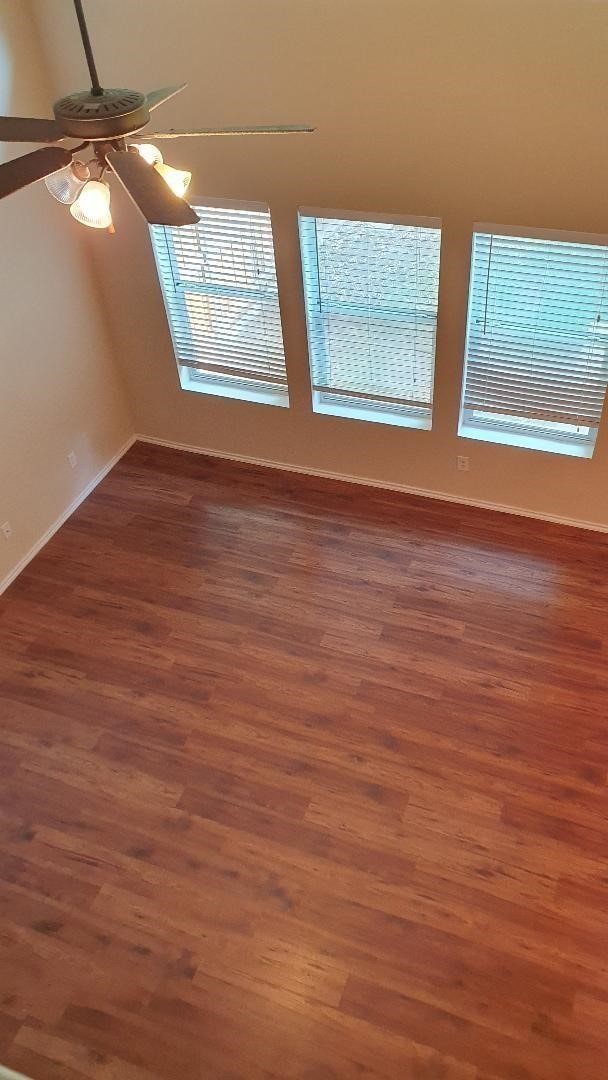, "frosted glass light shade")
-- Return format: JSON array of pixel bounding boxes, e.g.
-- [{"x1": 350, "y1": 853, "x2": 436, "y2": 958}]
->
[
  {"x1": 70, "y1": 180, "x2": 113, "y2": 229},
  {"x1": 45, "y1": 160, "x2": 90, "y2": 204},
  {"x1": 132, "y1": 142, "x2": 163, "y2": 166},
  {"x1": 155, "y1": 162, "x2": 191, "y2": 197}
]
